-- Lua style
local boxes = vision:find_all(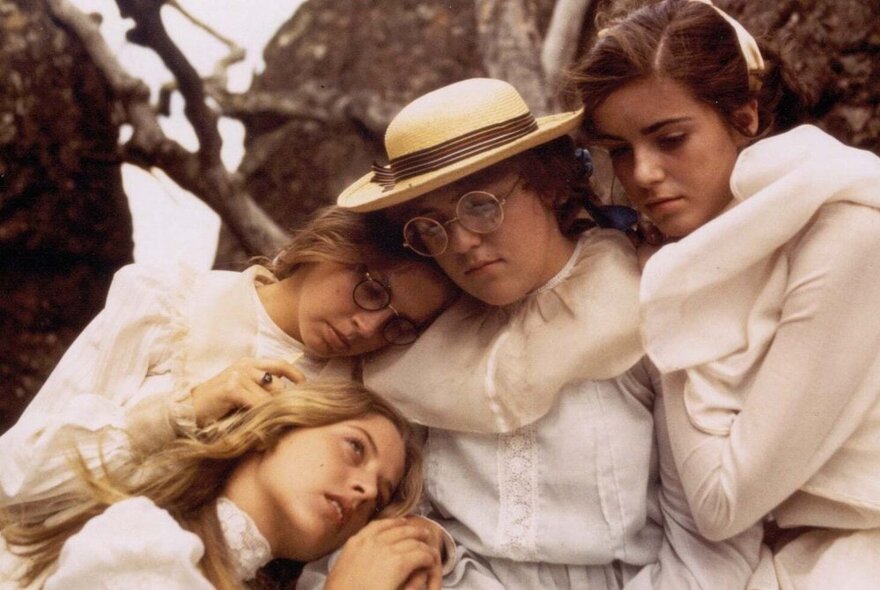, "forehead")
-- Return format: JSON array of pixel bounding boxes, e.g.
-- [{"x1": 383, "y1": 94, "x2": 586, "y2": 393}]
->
[
  {"x1": 394, "y1": 166, "x2": 513, "y2": 218},
  {"x1": 592, "y1": 76, "x2": 712, "y2": 135}
]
